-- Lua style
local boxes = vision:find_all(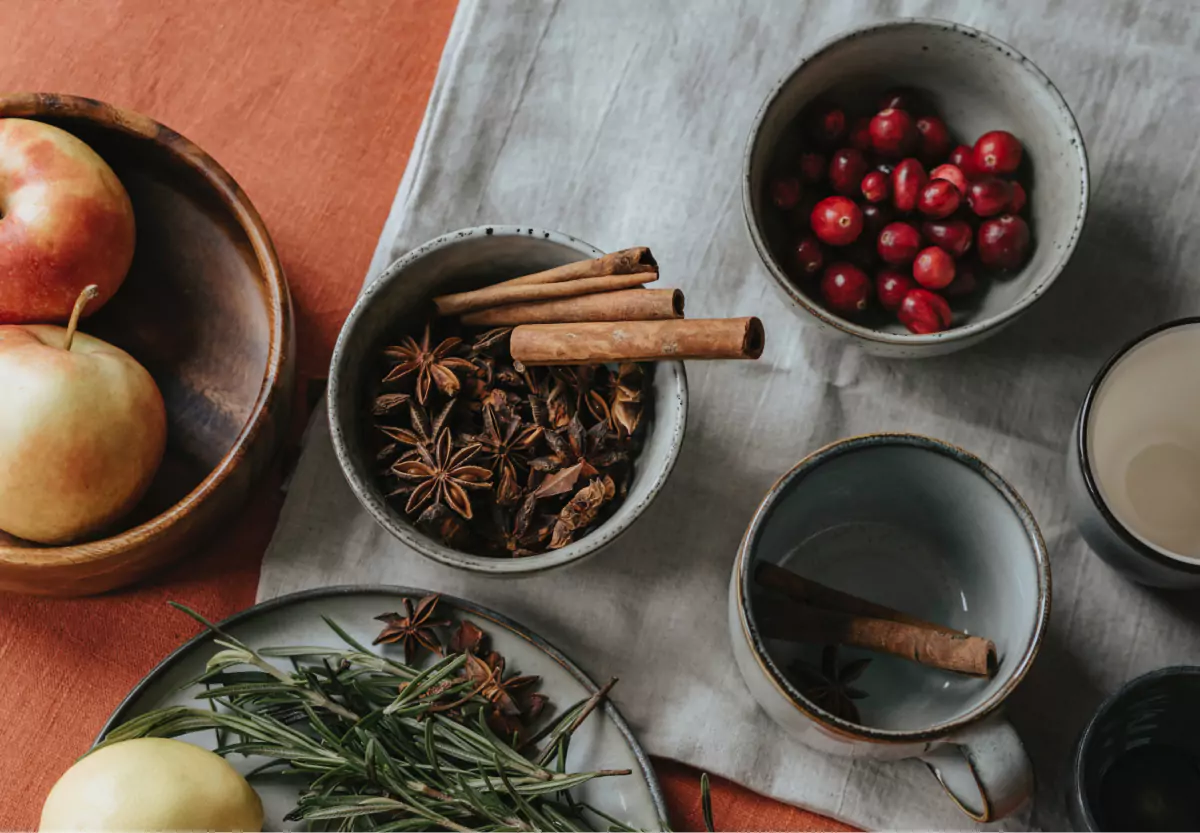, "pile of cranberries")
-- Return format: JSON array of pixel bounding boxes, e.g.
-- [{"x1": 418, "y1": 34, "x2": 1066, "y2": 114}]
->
[{"x1": 766, "y1": 88, "x2": 1032, "y2": 335}]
